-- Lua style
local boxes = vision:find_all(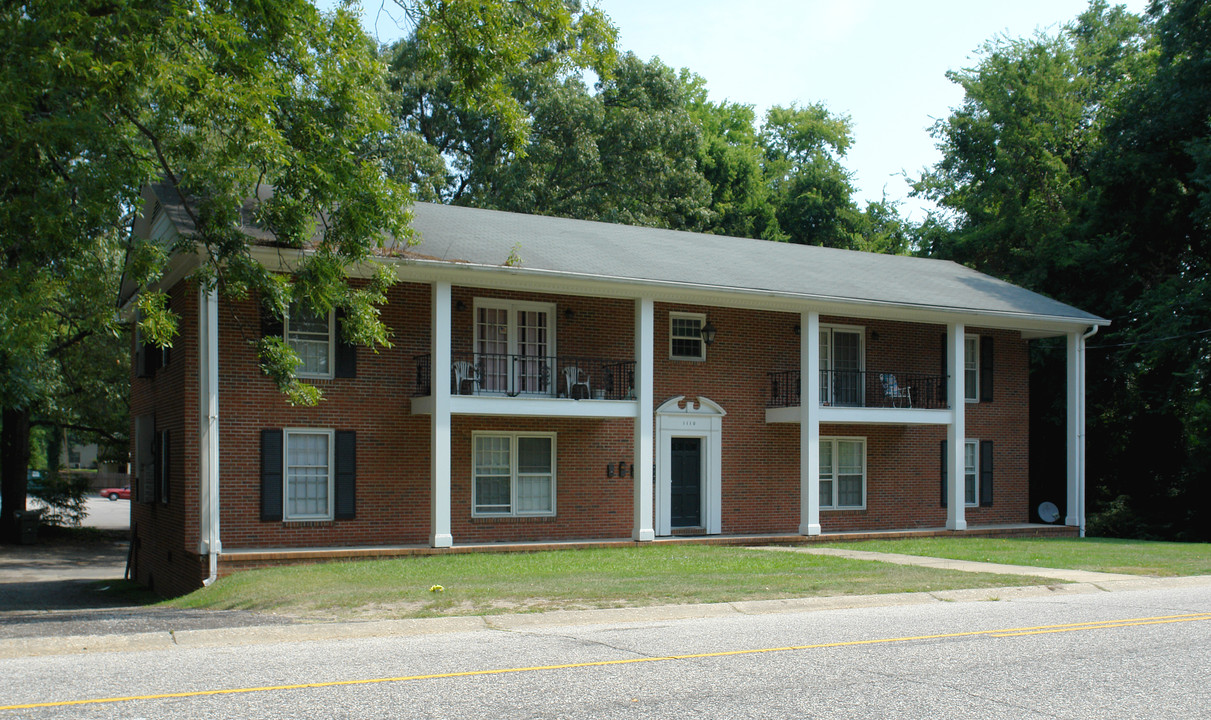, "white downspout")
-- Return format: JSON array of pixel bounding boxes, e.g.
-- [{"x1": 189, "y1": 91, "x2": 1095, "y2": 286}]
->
[
  {"x1": 199, "y1": 287, "x2": 221, "y2": 585},
  {"x1": 1078, "y1": 325, "x2": 1098, "y2": 538}
]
